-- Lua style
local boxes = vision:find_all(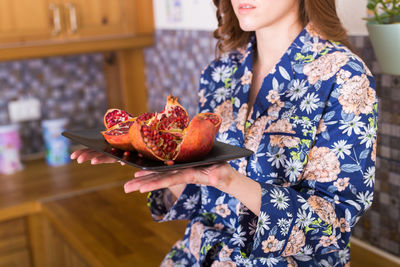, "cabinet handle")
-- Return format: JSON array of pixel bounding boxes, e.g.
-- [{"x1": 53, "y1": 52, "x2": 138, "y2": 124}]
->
[
  {"x1": 49, "y1": 3, "x2": 62, "y2": 36},
  {"x1": 66, "y1": 3, "x2": 78, "y2": 34}
]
